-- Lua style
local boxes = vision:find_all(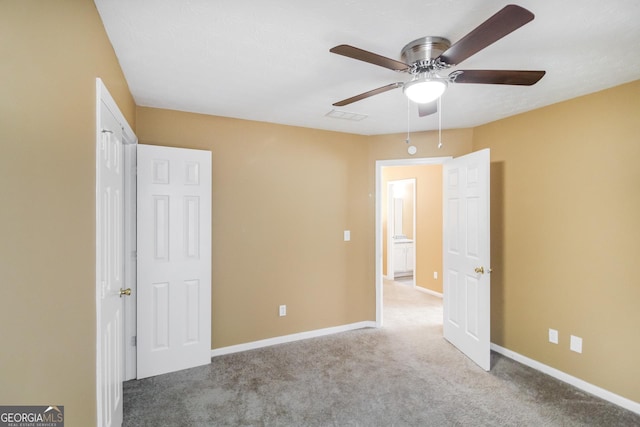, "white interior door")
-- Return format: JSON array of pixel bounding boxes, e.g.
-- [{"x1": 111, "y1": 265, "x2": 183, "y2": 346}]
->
[
  {"x1": 97, "y1": 100, "x2": 125, "y2": 427},
  {"x1": 136, "y1": 144, "x2": 212, "y2": 379},
  {"x1": 443, "y1": 148, "x2": 491, "y2": 370}
]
